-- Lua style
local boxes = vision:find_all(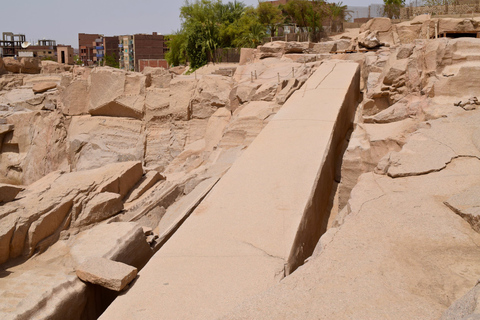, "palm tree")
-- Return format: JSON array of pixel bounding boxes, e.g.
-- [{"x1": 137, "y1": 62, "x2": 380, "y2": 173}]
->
[
  {"x1": 329, "y1": 2, "x2": 348, "y2": 33},
  {"x1": 245, "y1": 24, "x2": 267, "y2": 47}
]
